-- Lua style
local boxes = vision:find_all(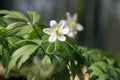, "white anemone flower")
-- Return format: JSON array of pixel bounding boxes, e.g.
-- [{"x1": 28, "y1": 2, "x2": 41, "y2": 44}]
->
[
  {"x1": 43, "y1": 20, "x2": 69, "y2": 43},
  {"x1": 66, "y1": 12, "x2": 83, "y2": 38}
]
